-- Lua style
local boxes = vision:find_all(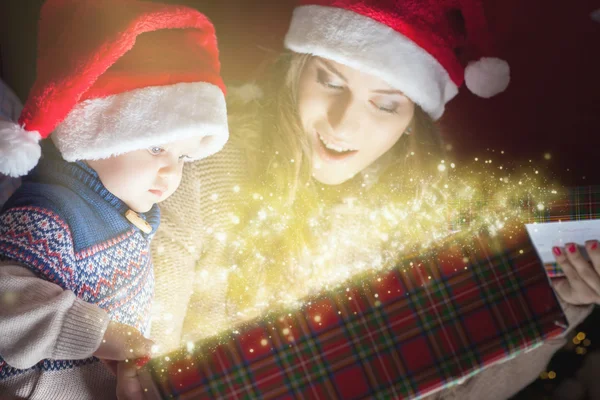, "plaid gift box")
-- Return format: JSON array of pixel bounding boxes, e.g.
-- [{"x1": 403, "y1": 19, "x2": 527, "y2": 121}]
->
[{"x1": 140, "y1": 186, "x2": 598, "y2": 399}]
